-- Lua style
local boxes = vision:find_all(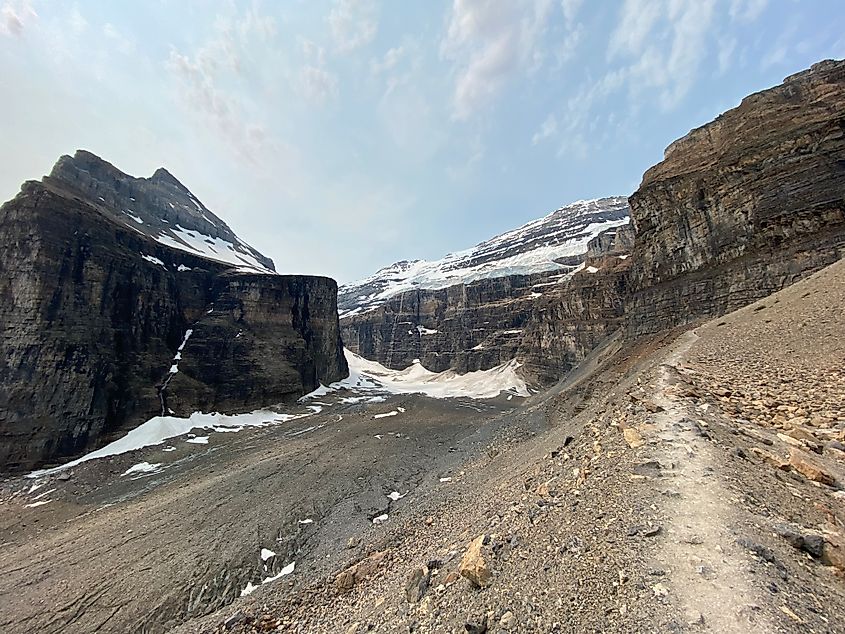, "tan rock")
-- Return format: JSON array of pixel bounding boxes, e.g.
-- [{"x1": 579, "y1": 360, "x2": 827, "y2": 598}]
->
[
  {"x1": 822, "y1": 530, "x2": 845, "y2": 572},
  {"x1": 334, "y1": 551, "x2": 388, "y2": 593},
  {"x1": 785, "y1": 427, "x2": 819, "y2": 445},
  {"x1": 443, "y1": 571, "x2": 460, "y2": 585},
  {"x1": 623, "y1": 427, "x2": 645, "y2": 449},
  {"x1": 789, "y1": 449, "x2": 836, "y2": 486},
  {"x1": 749, "y1": 447, "x2": 790, "y2": 470},
  {"x1": 535, "y1": 478, "x2": 557, "y2": 497},
  {"x1": 777, "y1": 432, "x2": 804, "y2": 448},
  {"x1": 459, "y1": 535, "x2": 492, "y2": 588}
]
